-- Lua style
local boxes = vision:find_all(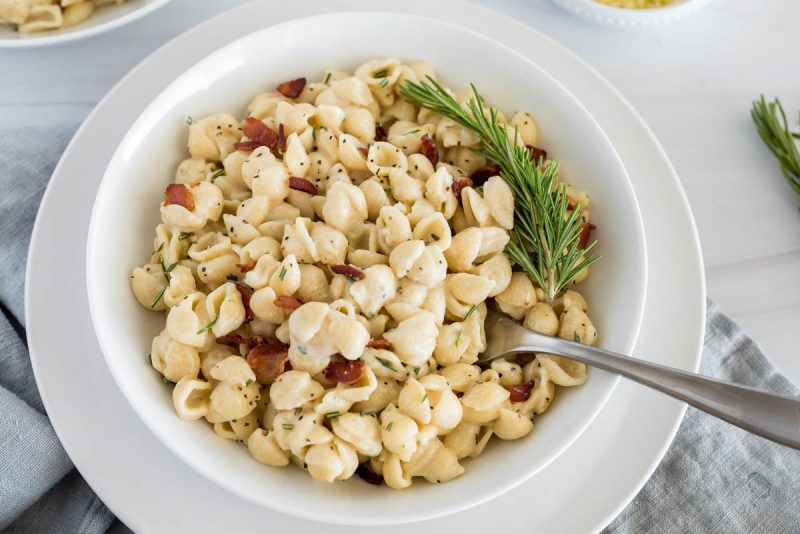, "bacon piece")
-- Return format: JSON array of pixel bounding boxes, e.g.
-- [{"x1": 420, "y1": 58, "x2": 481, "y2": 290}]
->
[
  {"x1": 247, "y1": 342, "x2": 290, "y2": 384},
  {"x1": 526, "y1": 145, "x2": 547, "y2": 164},
  {"x1": 288, "y1": 176, "x2": 318, "y2": 195},
  {"x1": 164, "y1": 184, "x2": 195, "y2": 211},
  {"x1": 278, "y1": 123, "x2": 286, "y2": 153},
  {"x1": 578, "y1": 223, "x2": 597, "y2": 250},
  {"x1": 234, "y1": 141, "x2": 263, "y2": 152},
  {"x1": 420, "y1": 133, "x2": 439, "y2": 166},
  {"x1": 274, "y1": 295, "x2": 303, "y2": 310},
  {"x1": 276, "y1": 77, "x2": 307, "y2": 99},
  {"x1": 325, "y1": 360, "x2": 366, "y2": 385},
  {"x1": 331, "y1": 264, "x2": 365, "y2": 281},
  {"x1": 223, "y1": 333, "x2": 266, "y2": 347},
  {"x1": 355, "y1": 463, "x2": 384, "y2": 486},
  {"x1": 452, "y1": 177, "x2": 473, "y2": 204},
  {"x1": 470, "y1": 163, "x2": 501, "y2": 187},
  {"x1": 236, "y1": 261, "x2": 256, "y2": 273},
  {"x1": 235, "y1": 282, "x2": 254, "y2": 323},
  {"x1": 241, "y1": 117, "x2": 278, "y2": 149},
  {"x1": 367, "y1": 338, "x2": 392, "y2": 350},
  {"x1": 375, "y1": 124, "x2": 387, "y2": 142},
  {"x1": 508, "y1": 381, "x2": 535, "y2": 402}
]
